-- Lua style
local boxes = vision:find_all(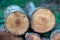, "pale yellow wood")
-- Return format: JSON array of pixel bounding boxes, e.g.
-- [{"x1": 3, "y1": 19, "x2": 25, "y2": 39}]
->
[
  {"x1": 5, "y1": 12, "x2": 29, "y2": 35},
  {"x1": 31, "y1": 8, "x2": 55, "y2": 33}
]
